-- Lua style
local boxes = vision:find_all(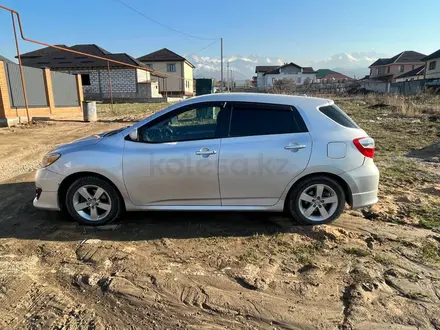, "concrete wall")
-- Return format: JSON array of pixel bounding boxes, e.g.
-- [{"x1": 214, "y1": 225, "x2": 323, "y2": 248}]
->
[
  {"x1": 62, "y1": 68, "x2": 161, "y2": 101},
  {"x1": 425, "y1": 58, "x2": 440, "y2": 80},
  {"x1": 148, "y1": 61, "x2": 182, "y2": 94},
  {"x1": 136, "y1": 68, "x2": 151, "y2": 83},
  {"x1": 281, "y1": 66, "x2": 301, "y2": 74},
  {"x1": 0, "y1": 61, "x2": 83, "y2": 126},
  {"x1": 85, "y1": 80, "x2": 162, "y2": 102},
  {"x1": 183, "y1": 61, "x2": 194, "y2": 95},
  {"x1": 361, "y1": 80, "x2": 426, "y2": 95},
  {"x1": 264, "y1": 72, "x2": 316, "y2": 87},
  {"x1": 142, "y1": 60, "x2": 194, "y2": 96},
  {"x1": 257, "y1": 72, "x2": 265, "y2": 89}
]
